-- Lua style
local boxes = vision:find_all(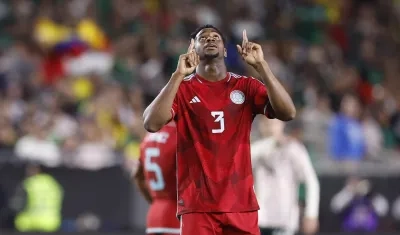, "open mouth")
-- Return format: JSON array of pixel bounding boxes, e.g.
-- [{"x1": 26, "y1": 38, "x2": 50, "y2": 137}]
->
[{"x1": 205, "y1": 44, "x2": 217, "y2": 49}]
